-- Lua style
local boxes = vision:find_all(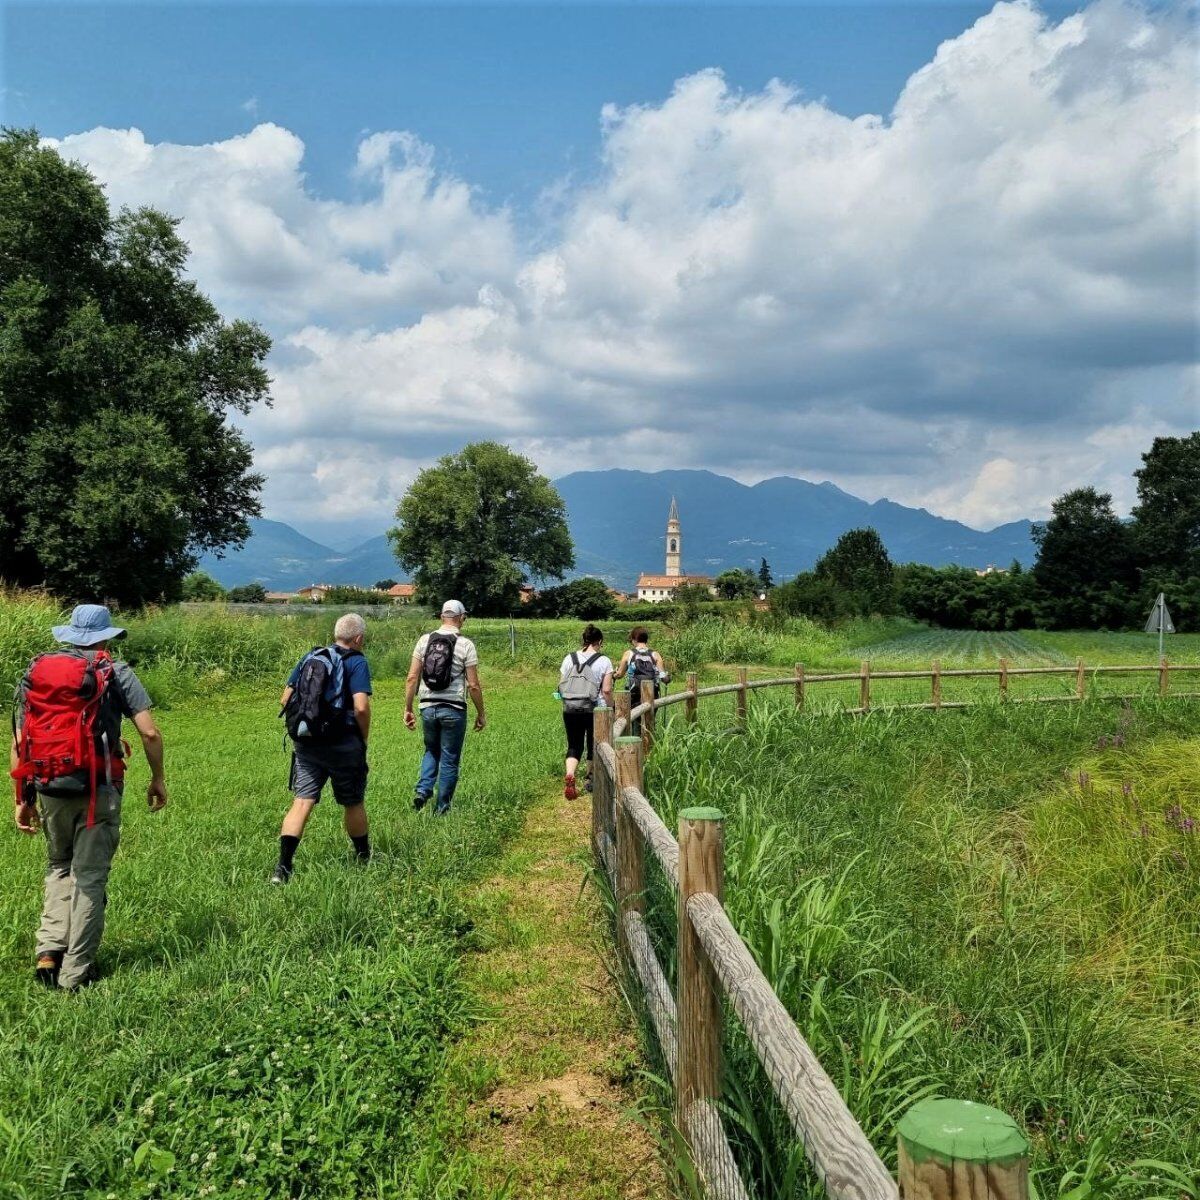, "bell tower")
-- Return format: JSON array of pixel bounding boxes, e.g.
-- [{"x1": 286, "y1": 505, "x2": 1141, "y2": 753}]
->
[{"x1": 665, "y1": 497, "x2": 681, "y2": 577}]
